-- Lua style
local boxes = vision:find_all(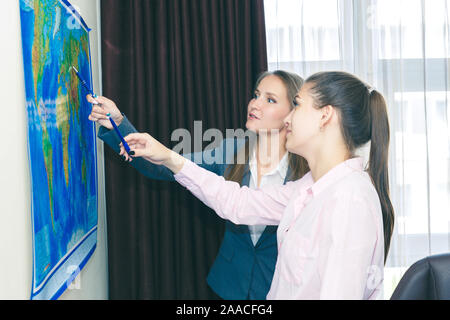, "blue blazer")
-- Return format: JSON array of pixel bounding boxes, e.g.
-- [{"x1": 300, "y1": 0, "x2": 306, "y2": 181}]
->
[{"x1": 98, "y1": 117, "x2": 293, "y2": 300}]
